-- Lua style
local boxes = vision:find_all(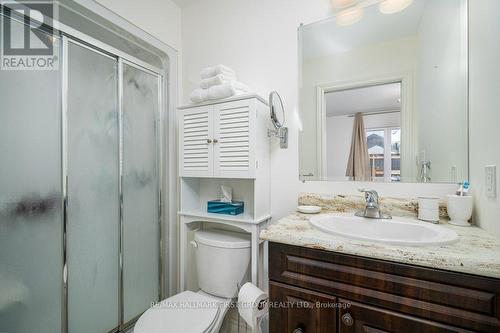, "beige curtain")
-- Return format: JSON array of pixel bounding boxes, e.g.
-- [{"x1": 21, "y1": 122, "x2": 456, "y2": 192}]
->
[{"x1": 345, "y1": 113, "x2": 371, "y2": 181}]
